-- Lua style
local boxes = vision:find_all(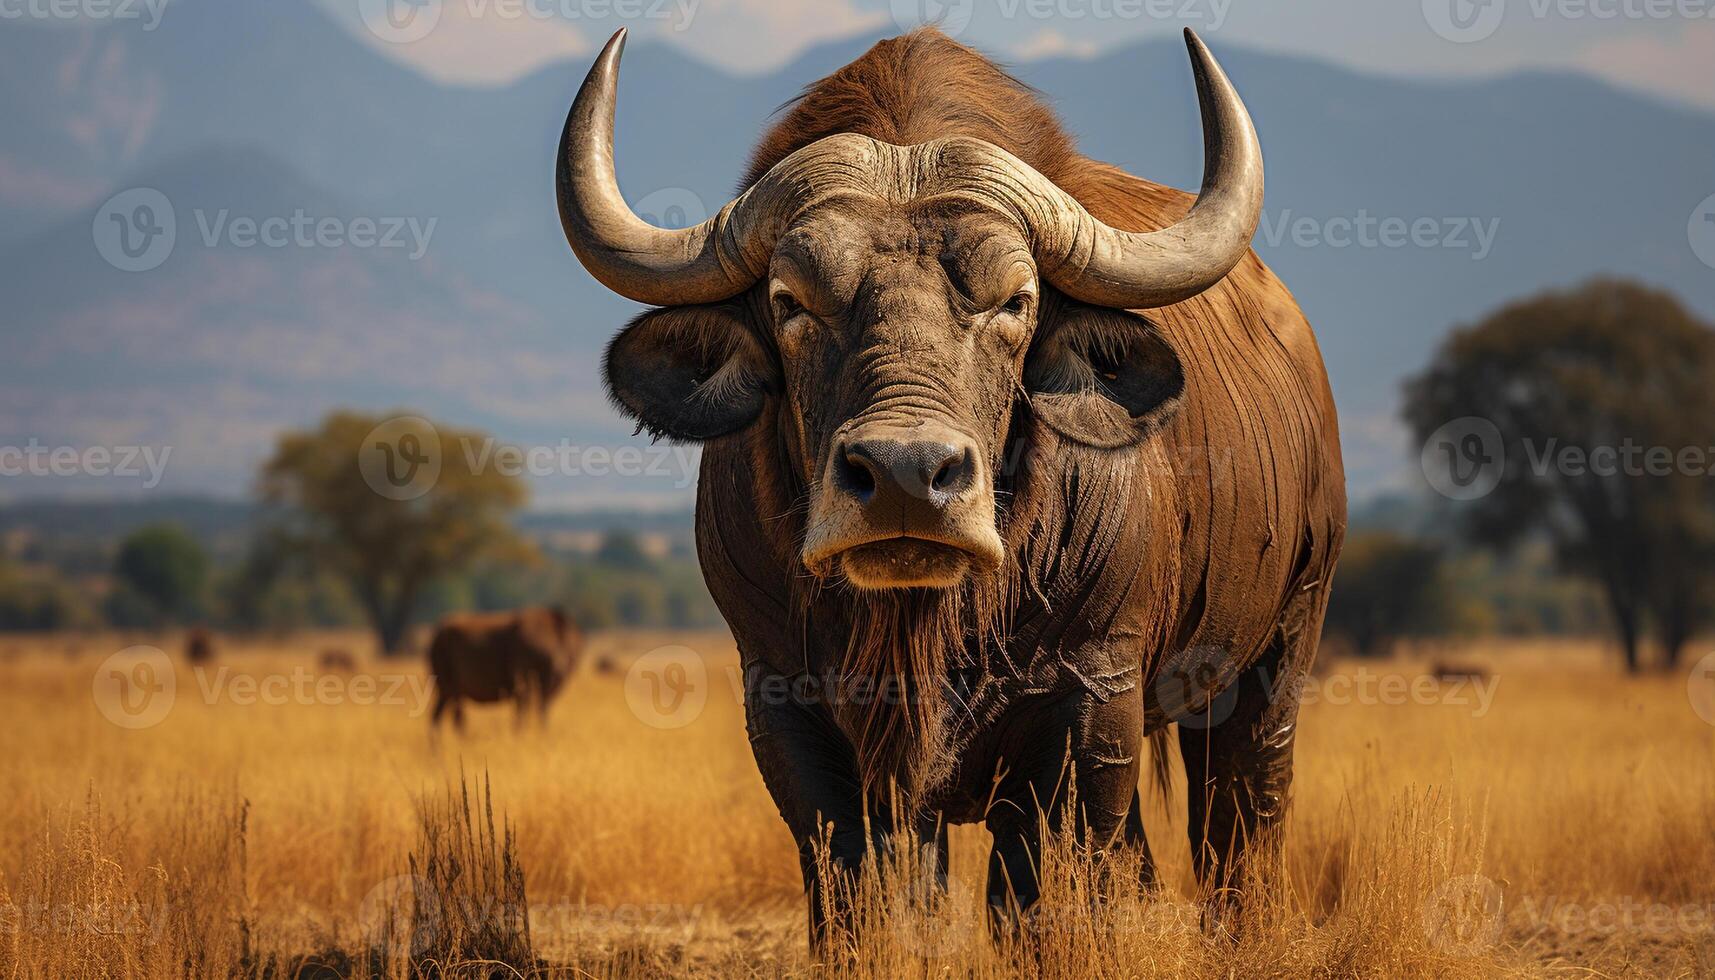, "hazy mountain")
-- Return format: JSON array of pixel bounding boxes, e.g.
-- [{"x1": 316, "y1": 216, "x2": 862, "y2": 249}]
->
[{"x1": 2, "y1": 2, "x2": 1712, "y2": 503}]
